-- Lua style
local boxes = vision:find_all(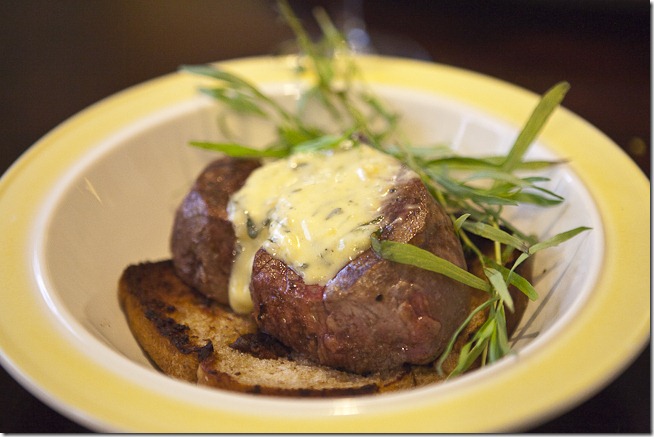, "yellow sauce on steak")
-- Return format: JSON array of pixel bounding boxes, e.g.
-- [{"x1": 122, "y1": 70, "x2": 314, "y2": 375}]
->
[{"x1": 227, "y1": 144, "x2": 405, "y2": 313}]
